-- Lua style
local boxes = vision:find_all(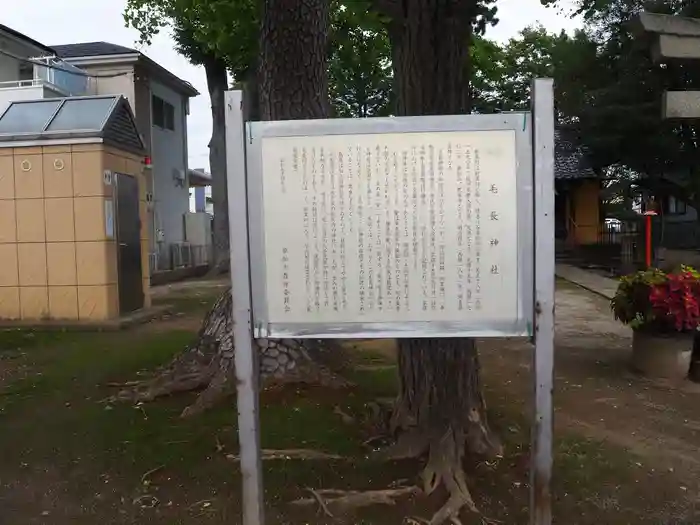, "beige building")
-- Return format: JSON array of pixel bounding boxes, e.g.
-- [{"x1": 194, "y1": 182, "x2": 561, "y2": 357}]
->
[
  {"x1": 0, "y1": 94, "x2": 150, "y2": 322},
  {"x1": 52, "y1": 42, "x2": 201, "y2": 263}
]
